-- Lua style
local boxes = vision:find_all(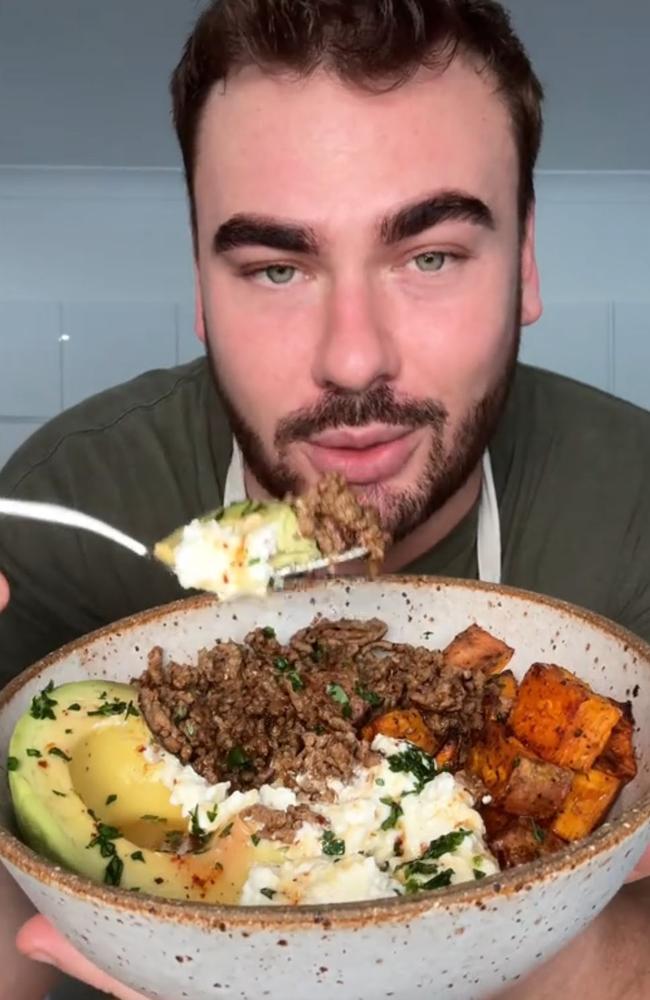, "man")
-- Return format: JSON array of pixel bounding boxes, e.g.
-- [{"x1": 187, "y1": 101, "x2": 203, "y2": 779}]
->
[{"x1": 1, "y1": 1, "x2": 648, "y2": 998}]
